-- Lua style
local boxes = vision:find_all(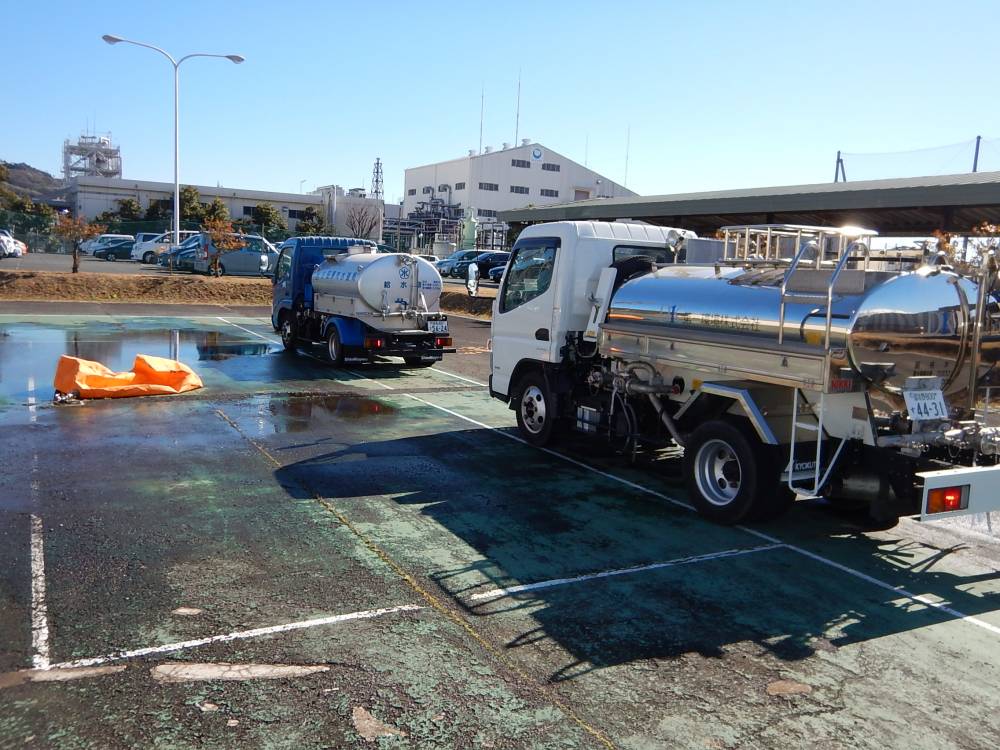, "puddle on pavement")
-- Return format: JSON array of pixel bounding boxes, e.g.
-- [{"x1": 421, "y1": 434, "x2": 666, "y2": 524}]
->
[
  {"x1": 266, "y1": 395, "x2": 397, "y2": 432},
  {"x1": 0, "y1": 322, "x2": 277, "y2": 402}
]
